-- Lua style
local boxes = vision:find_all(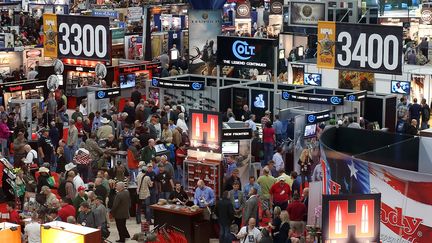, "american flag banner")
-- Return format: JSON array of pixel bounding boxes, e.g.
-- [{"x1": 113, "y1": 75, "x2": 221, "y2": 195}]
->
[{"x1": 321, "y1": 144, "x2": 432, "y2": 243}]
